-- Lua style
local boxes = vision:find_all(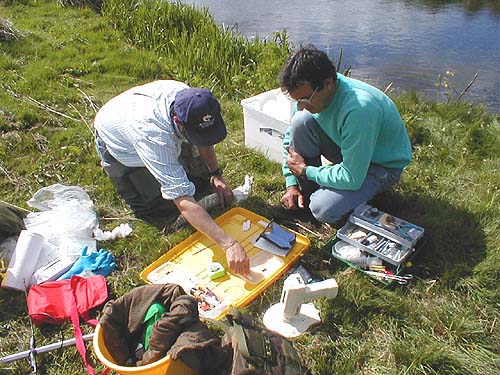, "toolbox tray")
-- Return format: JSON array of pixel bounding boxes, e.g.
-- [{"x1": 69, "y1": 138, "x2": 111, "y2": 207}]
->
[
  {"x1": 336, "y1": 204, "x2": 424, "y2": 266},
  {"x1": 323, "y1": 203, "x2": 425, "y2": 285},
  {"x1": 337, "y1": 222, "x2": 415, "y2": 266},
  {"x1": 351, "y1": 203, "x2": 424, "y2": 249},
  {"x1": 140, "y1": 207, "x2": 310, "y2": 319},
  {"x1": 323, "y1": 236, "x2": 407, "y2": 286}
]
